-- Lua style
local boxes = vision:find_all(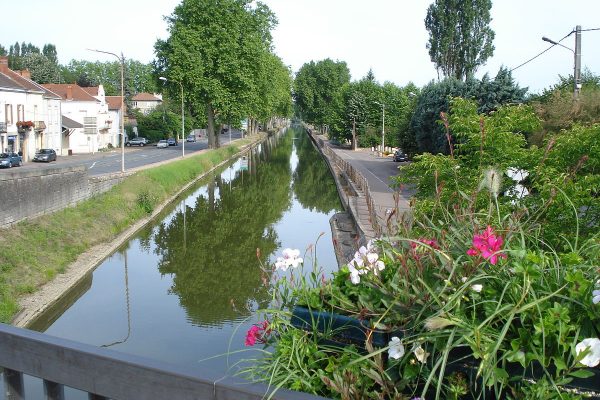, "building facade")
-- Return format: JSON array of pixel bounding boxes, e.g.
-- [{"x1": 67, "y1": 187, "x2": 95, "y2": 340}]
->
[{"x1": 0, "y1": 57, "x2": 62, "y2": 161}]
